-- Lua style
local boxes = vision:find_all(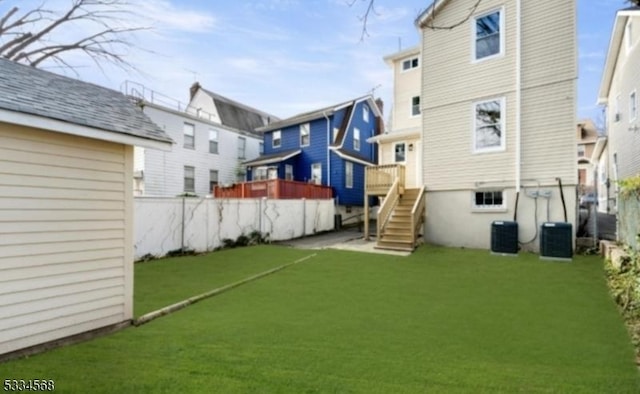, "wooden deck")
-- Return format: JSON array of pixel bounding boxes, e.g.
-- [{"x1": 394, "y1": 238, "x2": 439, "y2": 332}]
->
[
  {"x1": 365, "y1": 164, "x2": 405, "y2": 195},
  {"x1": 214, "y1": 179, "x2": 333, "y2": 199}
]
